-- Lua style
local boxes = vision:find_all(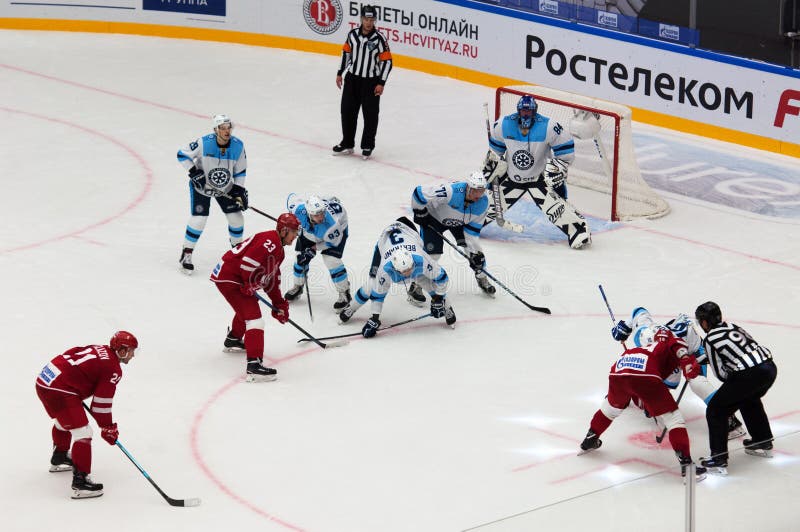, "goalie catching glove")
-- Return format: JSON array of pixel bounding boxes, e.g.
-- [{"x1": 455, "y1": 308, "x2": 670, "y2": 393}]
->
[
  {"x1": 544, "y1": 159, "x2": 568, "y2": 189},
  {"x1": 482, "y1": 150, "x2": 507, "y2": 184}
]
